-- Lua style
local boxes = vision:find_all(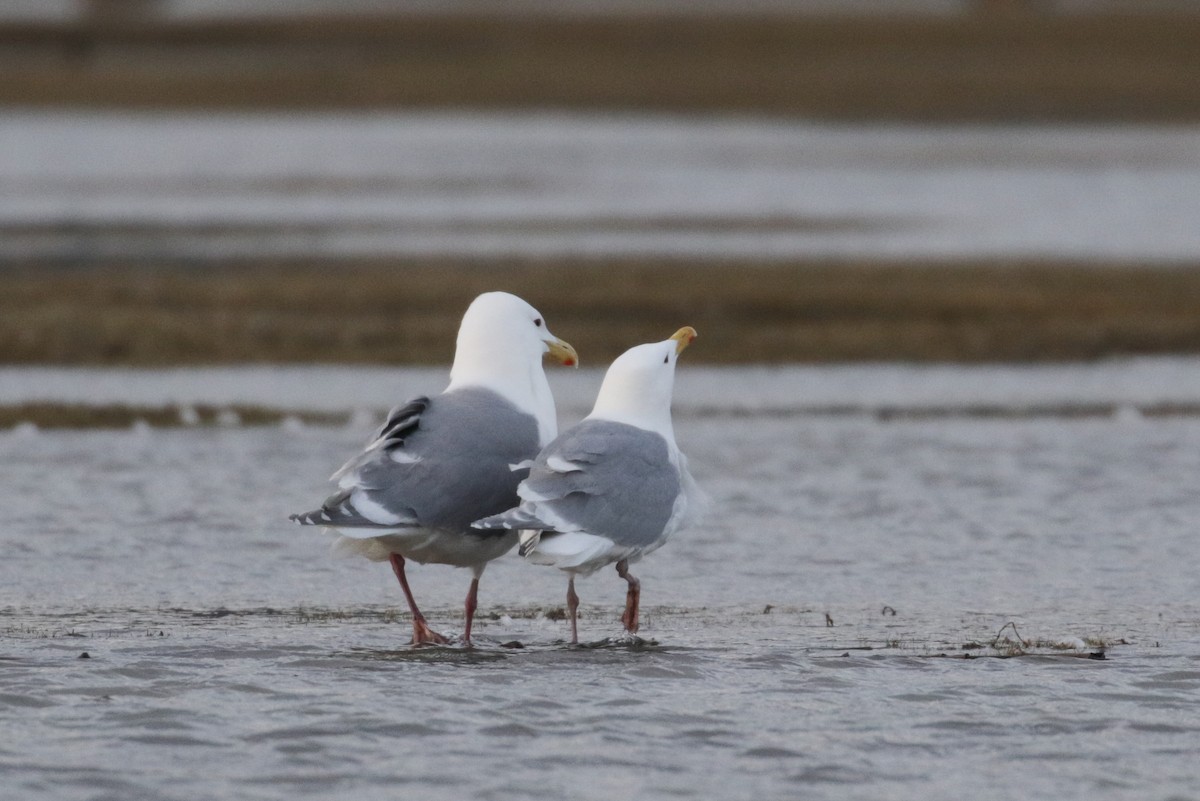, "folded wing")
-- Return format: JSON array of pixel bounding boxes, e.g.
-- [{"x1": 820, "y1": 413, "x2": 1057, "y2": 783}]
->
[{"x1": 473, "y1": 420, "x2": 682, "y2": 551}]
